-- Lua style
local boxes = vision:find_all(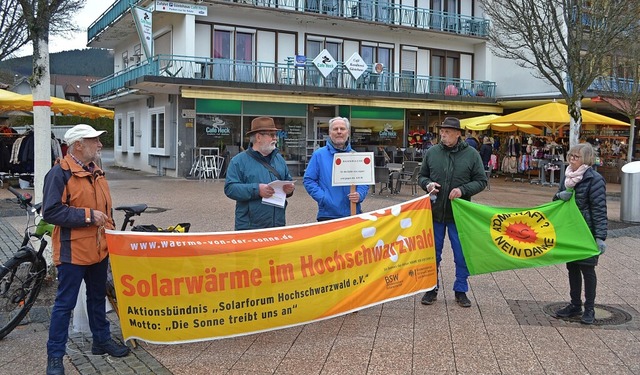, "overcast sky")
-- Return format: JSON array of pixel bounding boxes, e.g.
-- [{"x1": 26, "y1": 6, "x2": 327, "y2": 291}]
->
[{"x1": 16, "y1": 0, "x2": 112, "y2": 57}]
